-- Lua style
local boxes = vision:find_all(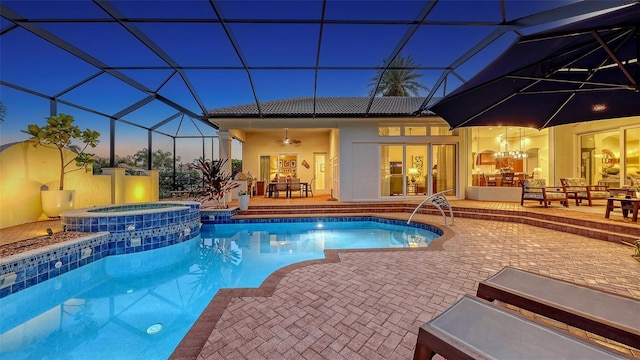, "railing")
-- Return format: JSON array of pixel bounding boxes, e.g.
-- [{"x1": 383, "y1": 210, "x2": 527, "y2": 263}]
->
[{"x1": 407, "y1": 189, "x2": 454, "y2": 225}]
